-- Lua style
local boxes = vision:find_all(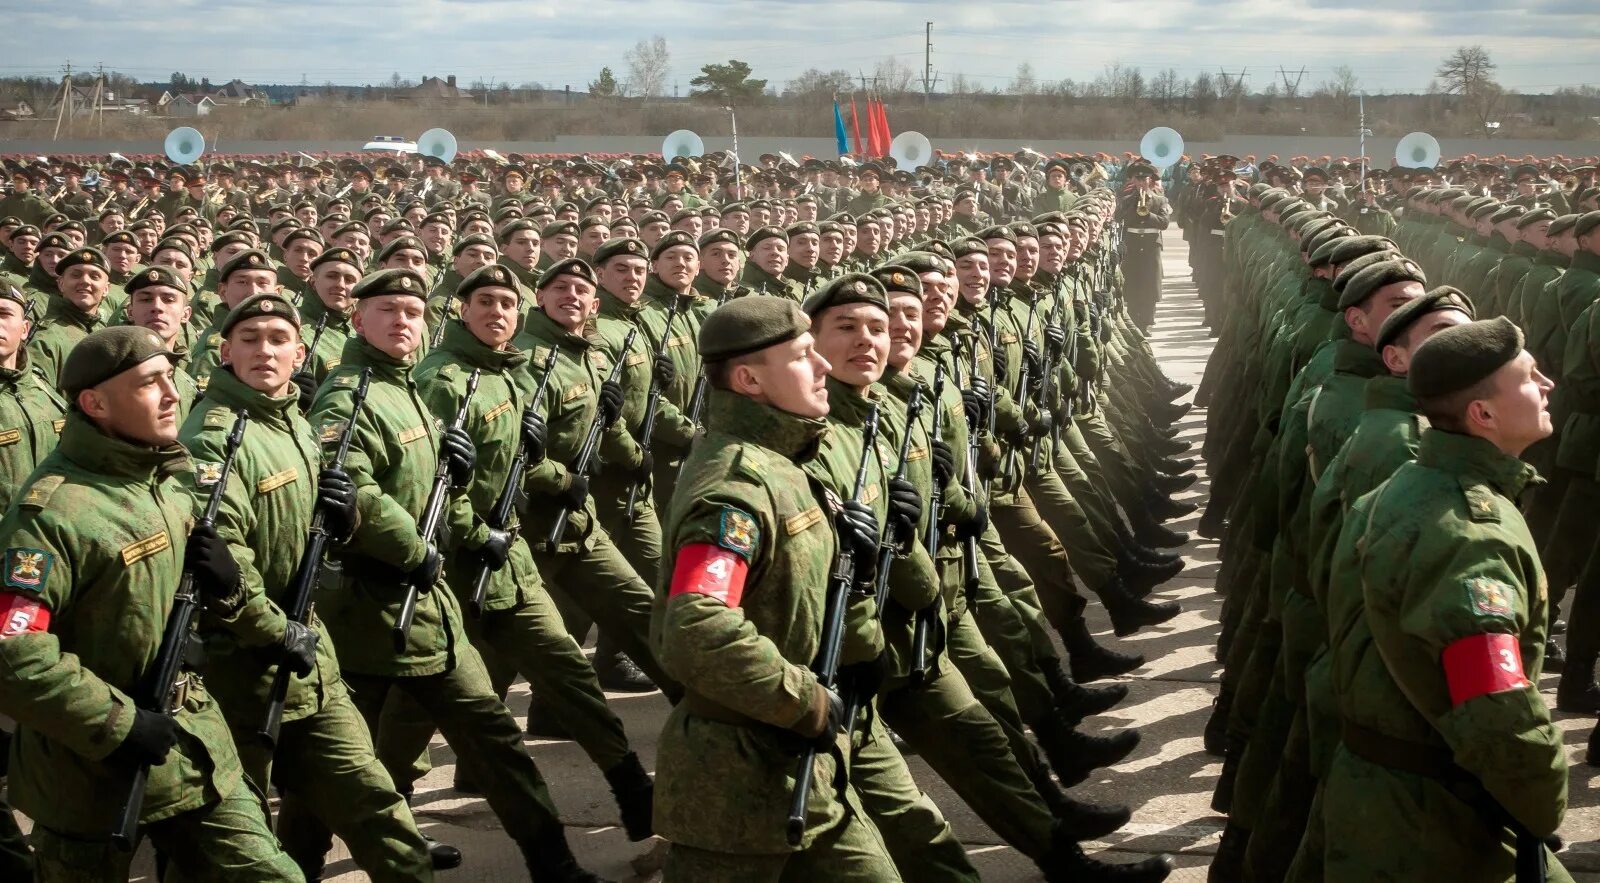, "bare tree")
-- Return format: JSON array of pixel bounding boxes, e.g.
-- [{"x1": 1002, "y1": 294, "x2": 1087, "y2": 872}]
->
[
  {"x1": 1436, "y1": 45, "x2": 1504, "y2": 136},
  {"x1": 1150, "y1": 68, "x2": 1184, "y2": 109},
  {"x1": 1009, "y1": 62, "x2": 1038, "y2": 95},
  {"x1": 947, "y1": 72, "x2": 981, "y2": 95},
  {"x1": 1189, "y1": 71, "x2": 1218, "y2": 113},
  {"x1": 1326, "y1": 65, "x2": 1359, "y2": 101},
  {"x1": 872, "y1": 56, "x2": 918, "y2": 94},
  {"x1": 625, "y1": 36, "x2": 671, "y2": 99},
  {"x1": 785, "y1": 68, "x2": 853, "y2": 99}
]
